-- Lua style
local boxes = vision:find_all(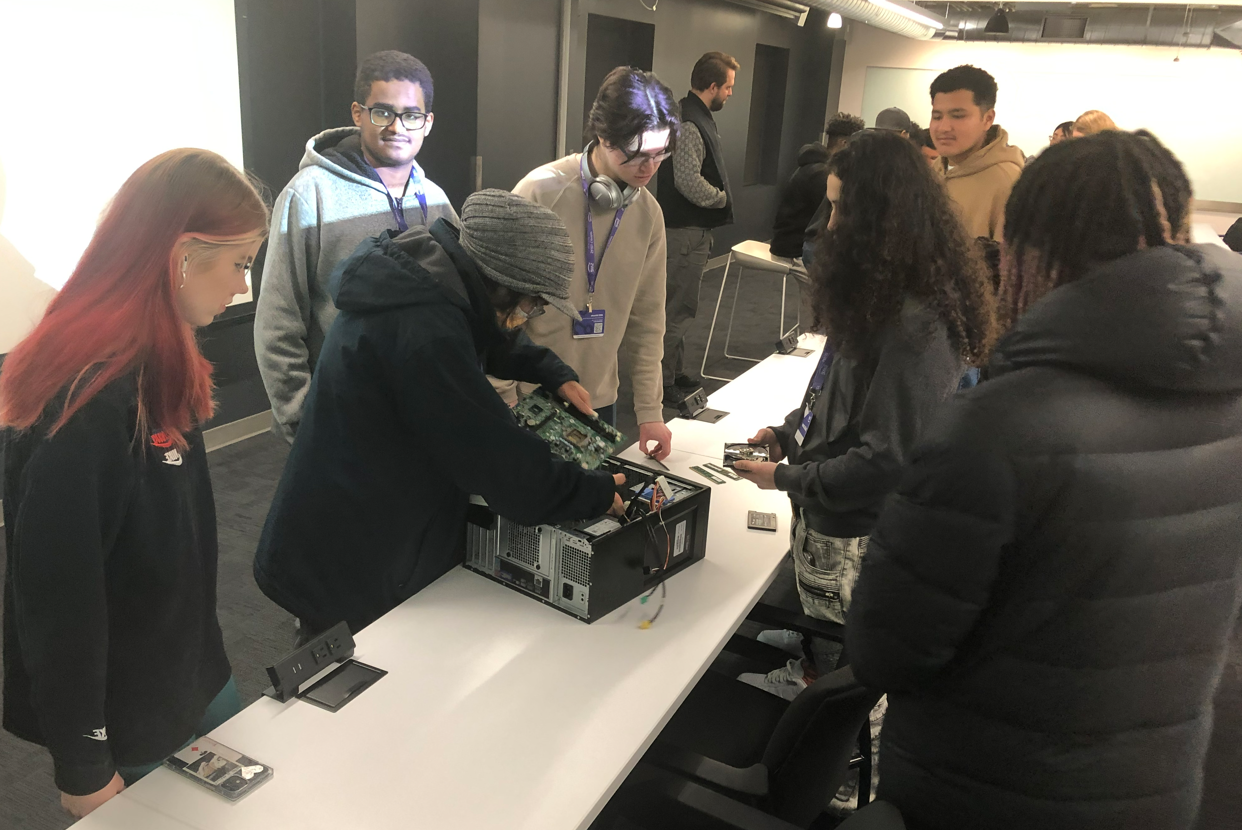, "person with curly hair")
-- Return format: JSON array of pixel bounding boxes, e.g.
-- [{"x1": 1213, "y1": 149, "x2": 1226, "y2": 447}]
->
[
  {"x1": 847, "y1": 130, "x2": 1242, "y2": 830},
  {"x1": 731, "y1": 131, "x2": 997, "y2": 699}
]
